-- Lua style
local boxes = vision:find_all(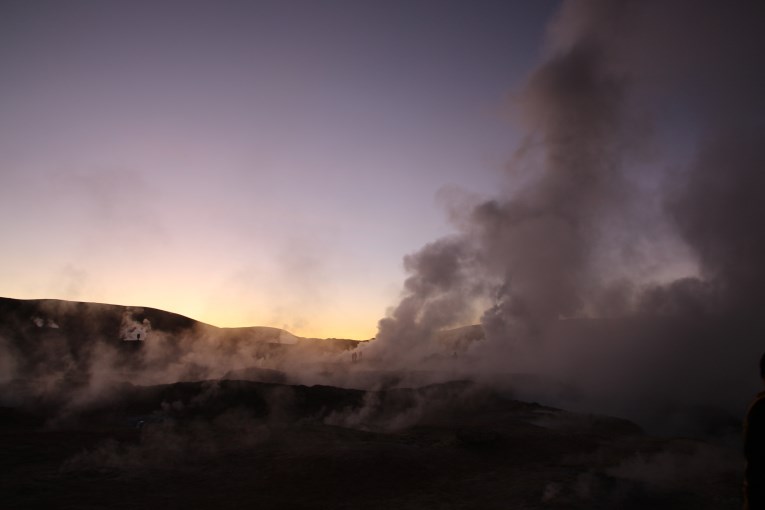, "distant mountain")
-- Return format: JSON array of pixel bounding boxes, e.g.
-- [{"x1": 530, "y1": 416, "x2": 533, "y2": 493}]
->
[
  {"x1": 0, "y1": 296, "x2": 364, "y2": 344},
  {"x1": 0, "y1": 296, "x2": 375, "y2": 344},
  {"x1": 0, "y1": 297, "x2": 363, "y2": 394}
]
